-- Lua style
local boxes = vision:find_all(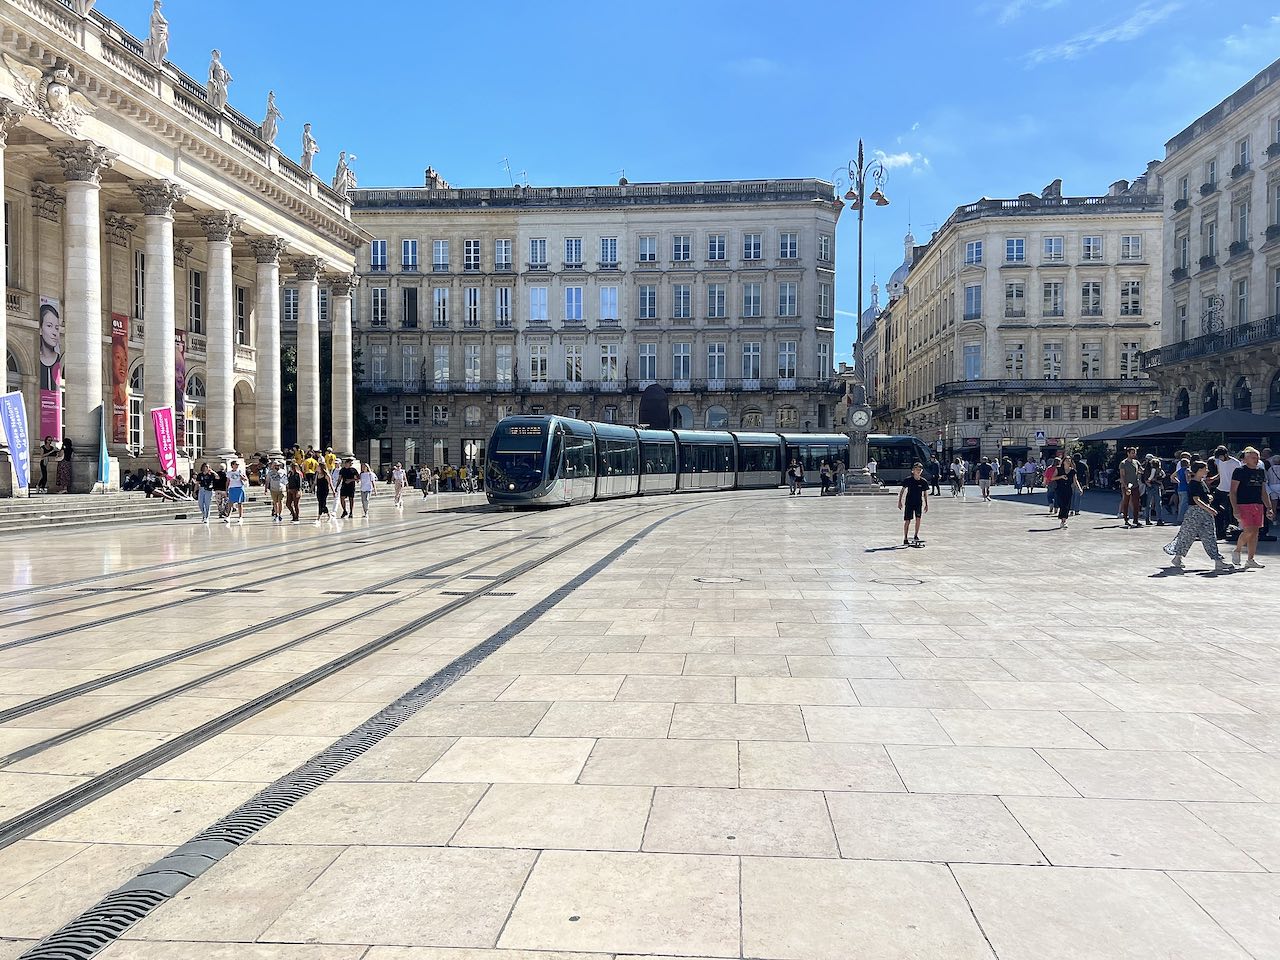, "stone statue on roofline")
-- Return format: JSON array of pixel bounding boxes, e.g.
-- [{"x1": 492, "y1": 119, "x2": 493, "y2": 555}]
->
[
  {"x1": 71, "y1": 1, "x2": 97, "y2": 16},
  {"x1": 143, "y1": 1, "x2": 168, "y2": 66},
  {"x1": 301, "y1": 122, "x2": 318, "y2": 173},
  {"x1": 261, "y1": 90, "x2": 282, "y2": 146},
  {"x1": 332, "y1": 151, "x2": 357, "y2": 194},
  {"x1": 207, "y1": 49, "x2": 232, "y2": 111}
]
